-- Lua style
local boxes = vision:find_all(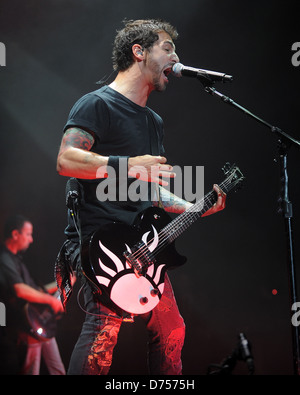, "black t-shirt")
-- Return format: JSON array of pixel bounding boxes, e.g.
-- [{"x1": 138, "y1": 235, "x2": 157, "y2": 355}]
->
[
  {"x1": 0, "y1": 246, "x2": 38, "y2": 326},
  {"x1": 63, "y1": 85, "x2": 165, "y2": 240}
]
